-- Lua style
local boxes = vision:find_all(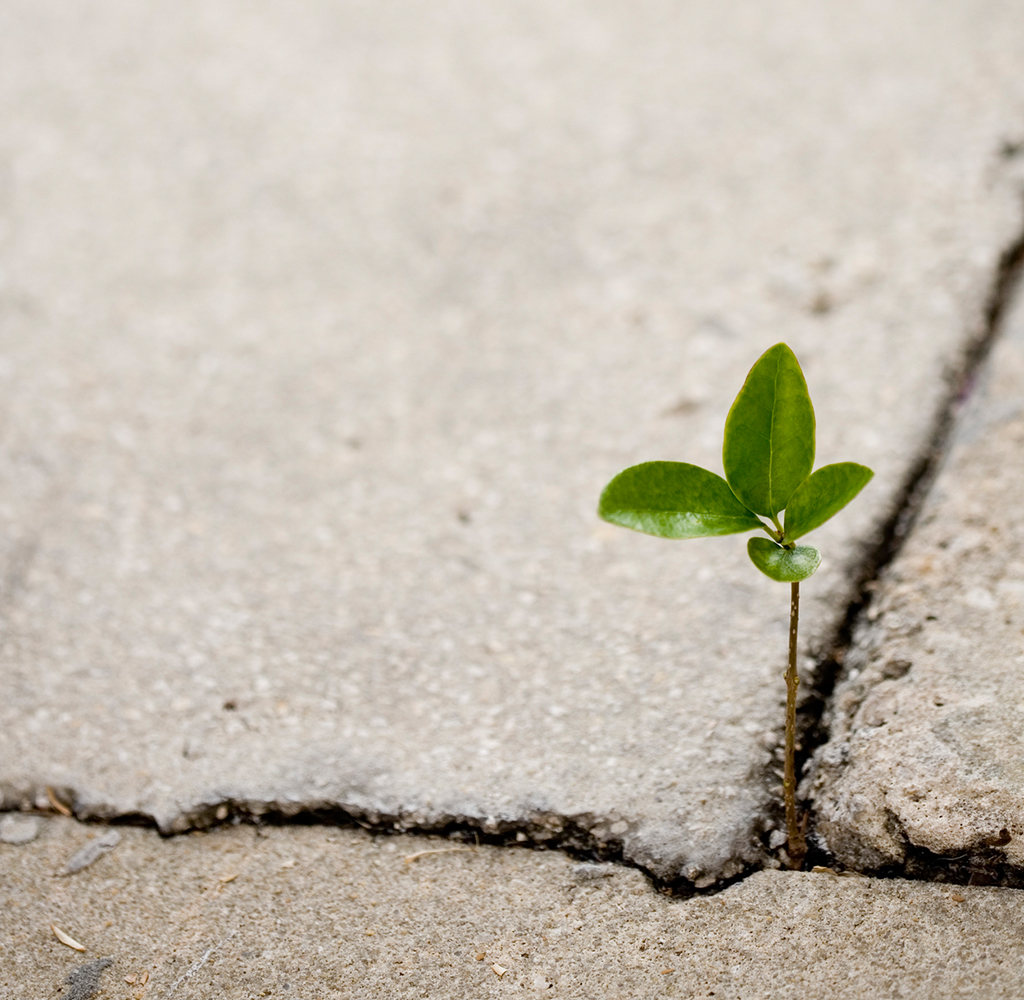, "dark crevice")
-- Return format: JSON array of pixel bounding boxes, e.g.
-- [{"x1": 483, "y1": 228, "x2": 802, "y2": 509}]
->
[
  {"x1": 17, "y1": 787, "x2": 1024, "y2": 895},
  {"x1": 10, "y1": 795, "x2": 744, "y2": 899},
  {"x1": 869, "y1": 808, "x2": 1024, "y2": 890},
  {"x1": 799, "y1": 808, "x2": 1024, "y2": 889},
  {"x1": 227, "y1": 805, "x2": 746, "y2": 898},
  {"x1": 898, "y1": 842, "x2": 1024, "y2": 889}
]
